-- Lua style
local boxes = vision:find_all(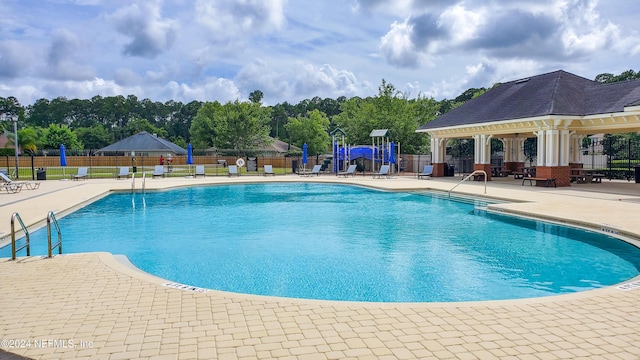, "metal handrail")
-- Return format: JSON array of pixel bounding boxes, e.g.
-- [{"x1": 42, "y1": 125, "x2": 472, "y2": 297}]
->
[
  {"x1": 142, "y1": 172, "x2": 146, "y2": 193},
  {"x1": 47, "y1": 211, "x2": 62, "y2": 258},
  {"x1": 11, "y1": 212, "x2": 30, "y2": 260},
  {"x1": 448, "y1": 170, "x2": 487, "y2": 199},
  {"x1": 131, "y1": 172, "x2": 135, "y2": 191}
]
